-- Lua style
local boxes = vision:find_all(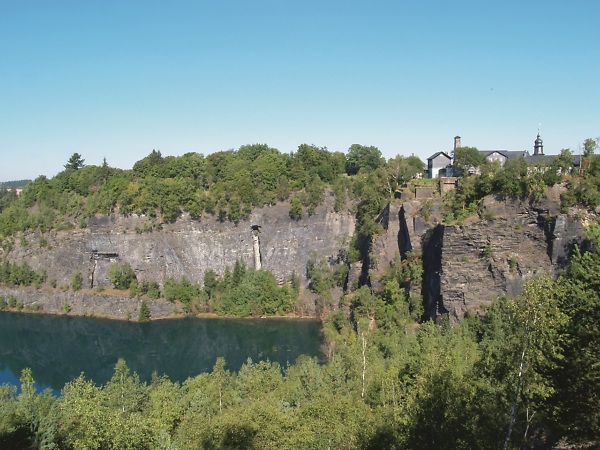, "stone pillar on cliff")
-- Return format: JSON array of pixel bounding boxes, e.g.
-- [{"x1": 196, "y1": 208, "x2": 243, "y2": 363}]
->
[{"x1": 251, "y1": 225, "x2": 262, "y2": 270}]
